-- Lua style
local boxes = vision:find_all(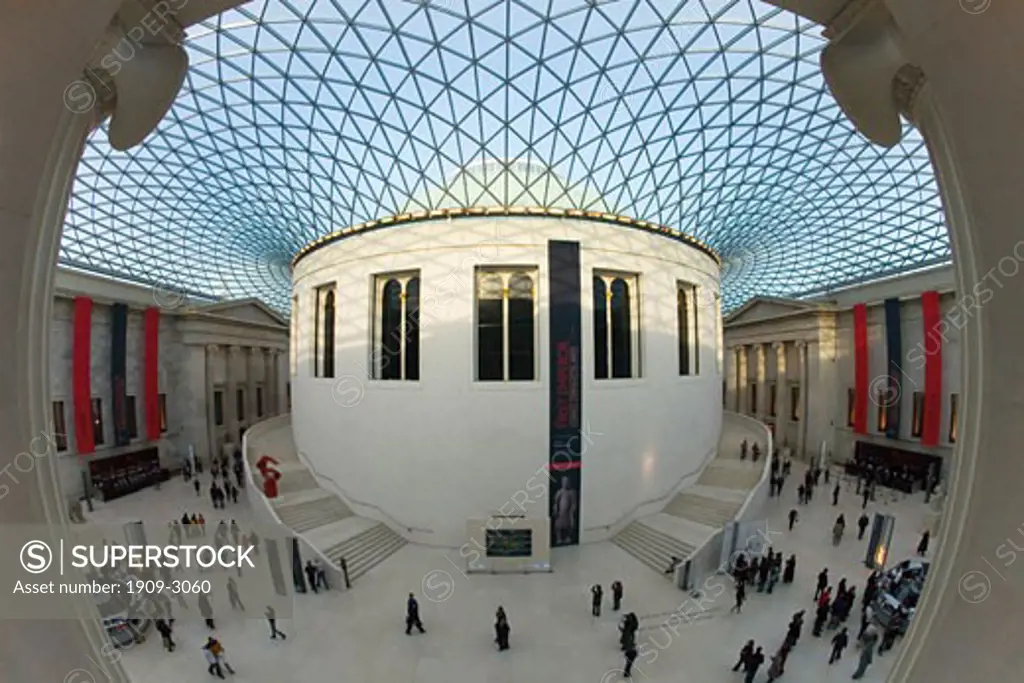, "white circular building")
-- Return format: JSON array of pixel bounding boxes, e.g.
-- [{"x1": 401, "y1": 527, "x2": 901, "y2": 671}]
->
[{"x1": 291, "y1": 162, "x2": 723, "y2": 548}]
